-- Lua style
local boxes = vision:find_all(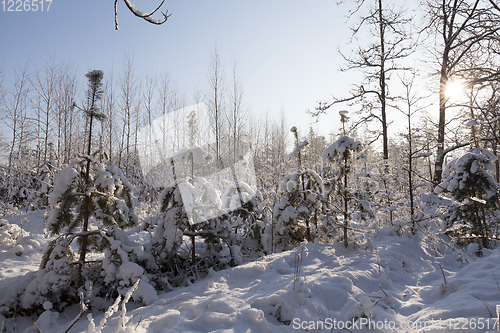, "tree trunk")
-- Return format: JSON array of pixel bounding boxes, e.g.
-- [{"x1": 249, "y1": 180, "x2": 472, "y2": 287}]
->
[
  {"x1": 433, "y1": 58, "x2": 449, "y2": 184},
  {"x1": 378, "y1": 0, "x2": 389, "y2": 168},
  {"x1": 343, "y1": 153, "x2": 349, "y2": 248}
]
